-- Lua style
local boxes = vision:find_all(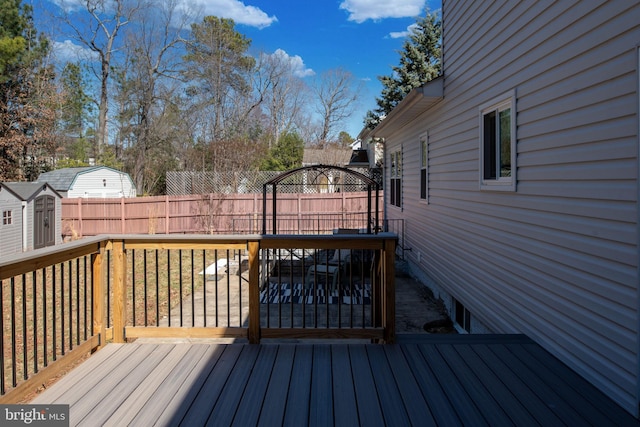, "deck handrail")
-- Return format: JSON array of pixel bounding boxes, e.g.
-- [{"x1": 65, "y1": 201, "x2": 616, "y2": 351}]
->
[{"x1": 0, "y1": 233, "x2": 397, "y2": 402}]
